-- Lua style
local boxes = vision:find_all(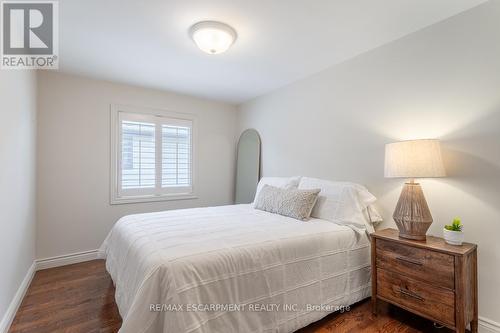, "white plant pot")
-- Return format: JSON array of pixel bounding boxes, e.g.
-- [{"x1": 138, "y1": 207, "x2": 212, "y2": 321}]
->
[{"x1": 443, "y1": 228, "x2": 464, "y2": 245}]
